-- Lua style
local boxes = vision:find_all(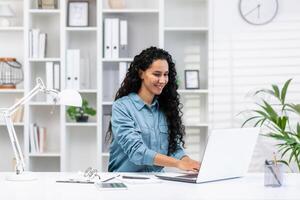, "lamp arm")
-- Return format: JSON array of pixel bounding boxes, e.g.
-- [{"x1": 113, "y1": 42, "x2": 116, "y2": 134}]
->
[
  {"x1": 3, "y1": 114, "x2": 25, "y2": 174},
  {"x1": 0, "y1": 78, "x2": 57, "y2": 175}
]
